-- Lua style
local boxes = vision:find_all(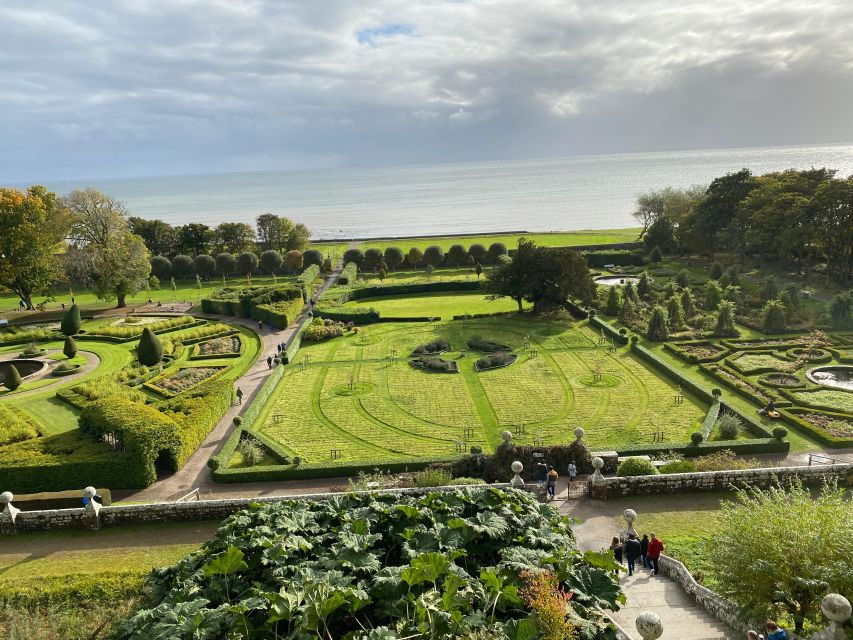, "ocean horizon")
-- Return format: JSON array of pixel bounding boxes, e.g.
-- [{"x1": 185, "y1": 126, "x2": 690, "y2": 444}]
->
[{"x1": 13, "y1": 142, "x2": 853, "y2": 240}]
